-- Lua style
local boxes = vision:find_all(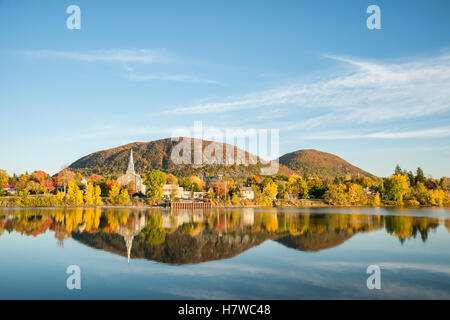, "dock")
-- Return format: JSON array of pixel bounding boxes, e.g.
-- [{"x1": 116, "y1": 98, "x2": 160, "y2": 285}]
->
[{"x1": 170, "y1": 201, "x2": 212, "y2": 209}]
